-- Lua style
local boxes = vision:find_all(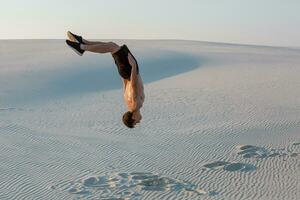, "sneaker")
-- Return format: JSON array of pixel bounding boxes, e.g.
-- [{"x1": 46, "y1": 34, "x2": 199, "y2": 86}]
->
[
  {"x1": 66, "y1": 40, "x2": 85, "y2": 56},
  {"x1": 67, "y1": 31, "x2": 85, "y2": 44}
]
